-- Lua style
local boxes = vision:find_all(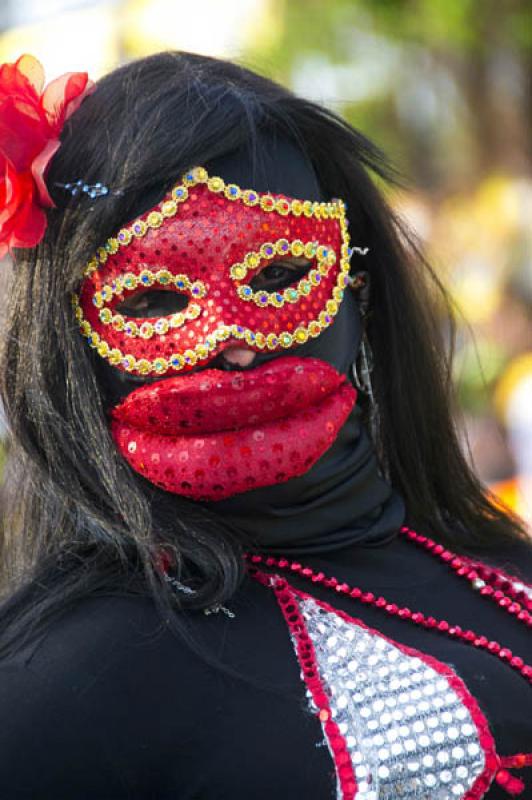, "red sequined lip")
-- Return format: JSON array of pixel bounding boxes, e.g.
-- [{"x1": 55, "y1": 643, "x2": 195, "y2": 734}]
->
[{"x1": 111, "y1": 357, "x2": 357, "y2": 500}]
